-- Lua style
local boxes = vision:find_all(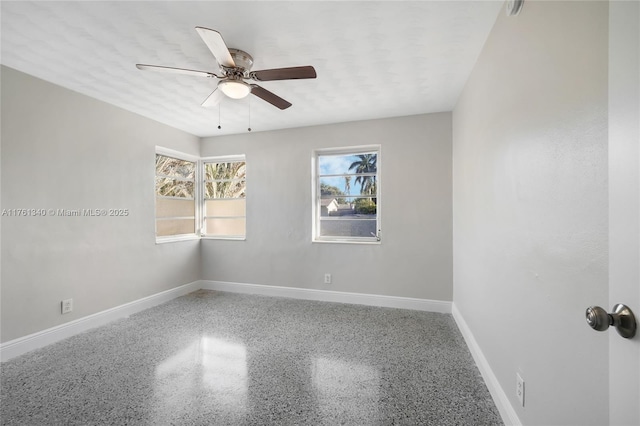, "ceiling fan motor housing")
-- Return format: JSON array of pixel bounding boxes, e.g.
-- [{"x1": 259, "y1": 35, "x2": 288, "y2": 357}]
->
[
  {"x1": 227, "y1": 48, "x2": 254, "y2": 73},
  {"x1": 219, "y1": 49, "x2": 254, "y2": 99}
]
